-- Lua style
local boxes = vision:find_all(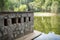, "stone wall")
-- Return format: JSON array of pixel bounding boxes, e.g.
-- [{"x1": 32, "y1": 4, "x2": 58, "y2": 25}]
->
[{"x1": 0, "y1": 12, "x2": 34, "y2": 40}]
